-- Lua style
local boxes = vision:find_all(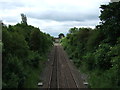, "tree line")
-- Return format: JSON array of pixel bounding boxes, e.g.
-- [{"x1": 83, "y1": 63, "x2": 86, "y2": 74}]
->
[
  {"x1": 61, "y1": 2, "x2": 120, "y2": 88},
  {"x1": 2, "y1": 20, "x2": 53, "y2": 88}
]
